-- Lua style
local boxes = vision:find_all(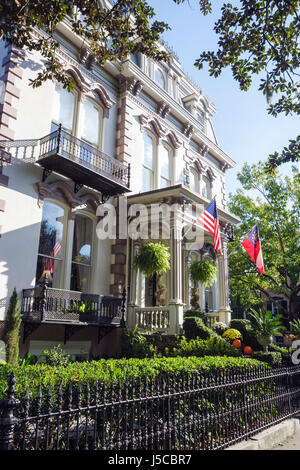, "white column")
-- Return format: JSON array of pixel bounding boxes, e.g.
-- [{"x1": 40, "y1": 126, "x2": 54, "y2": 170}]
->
[
  {"x1": 168, "y1": 217, "x2": 184, "y2": 334},
  {"x1": 217, "y1": 238, "x2": 231, "y2": 324}
]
